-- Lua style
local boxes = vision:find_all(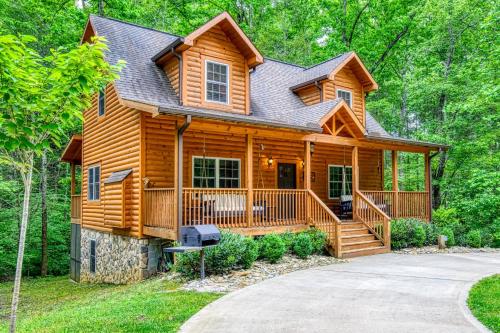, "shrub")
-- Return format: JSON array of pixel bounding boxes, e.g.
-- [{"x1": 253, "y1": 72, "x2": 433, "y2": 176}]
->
[
  {"x1": 258, "y1": 234, "x2": 286, "y2": 263},
  {"x1": 241, "y1": 237, "x2": 259, "y2": 269},
  {"x1": 292, "y1": 233, "x2": 313, "y2": 259},
  {"x1": 422, "y1": 223, "x2": 440, "y2": 246},
  {"x1": 432, "y1": 207, "x2": 460, "y2": 229},
  {"x1": 175, "y1": 231, "x2": 257, "y2": 277},
  {"x1": 465, "y1": 230, "x2": 482, "y2": 248},
  {"x1": 304, "y1": 228, "x2": 328, "y2": 254},
  {"x1": 391, "y1": 219, "x2": 416, "y2": 250},
  {"x1": 279, "y1": 231, "x2": 295, "y2": 252},
  {"x1": 414, "y1": 224, "x2": 426, "y2": 247},
  {"x1": 440, "y1": 227, "x2": 456, "y2": 247}
]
